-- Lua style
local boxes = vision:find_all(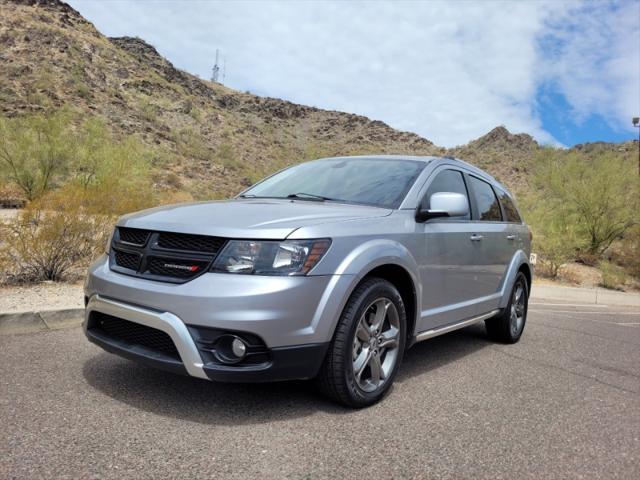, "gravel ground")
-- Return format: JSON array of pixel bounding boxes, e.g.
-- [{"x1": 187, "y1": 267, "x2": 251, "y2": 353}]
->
[
  {"x1": 1, "y1": 300, "x2": 639, "y2": 479},
  {"x1": 0, "y1": 282, "x2": 84, "y2": 313}
]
